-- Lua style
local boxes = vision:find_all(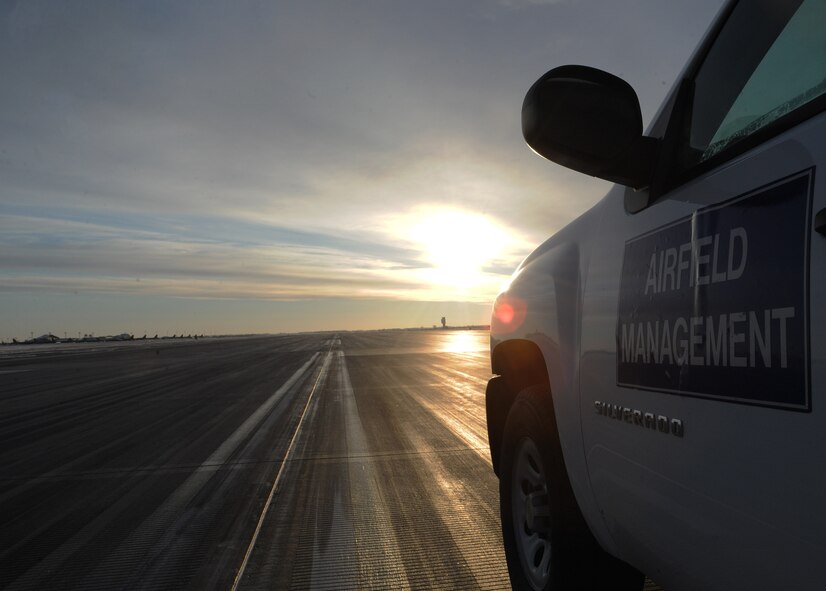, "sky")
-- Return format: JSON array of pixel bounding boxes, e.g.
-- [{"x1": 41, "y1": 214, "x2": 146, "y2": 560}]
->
[{"x1": 0, "y1": 0, "x2": 725, "y2": 340}]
